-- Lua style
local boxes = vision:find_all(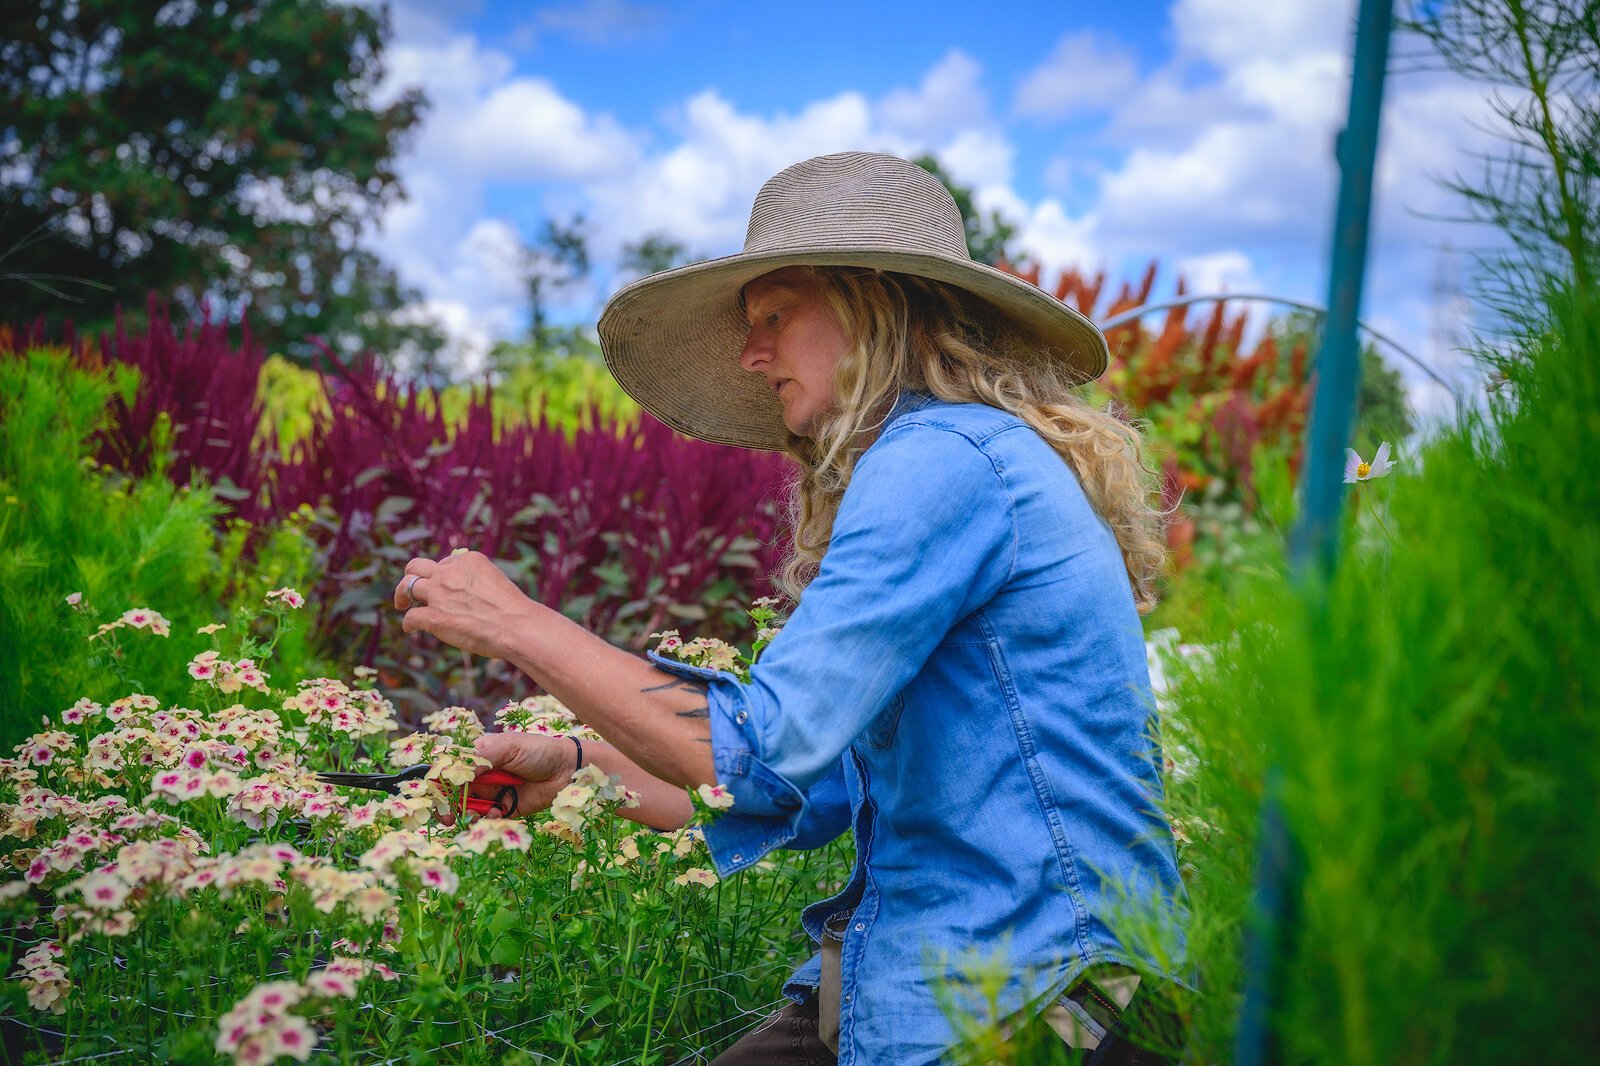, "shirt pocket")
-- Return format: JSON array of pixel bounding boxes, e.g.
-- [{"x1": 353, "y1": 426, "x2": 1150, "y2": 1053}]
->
[{"x1": 858, "y1": 692, "x2": 906, "y2": 750}]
